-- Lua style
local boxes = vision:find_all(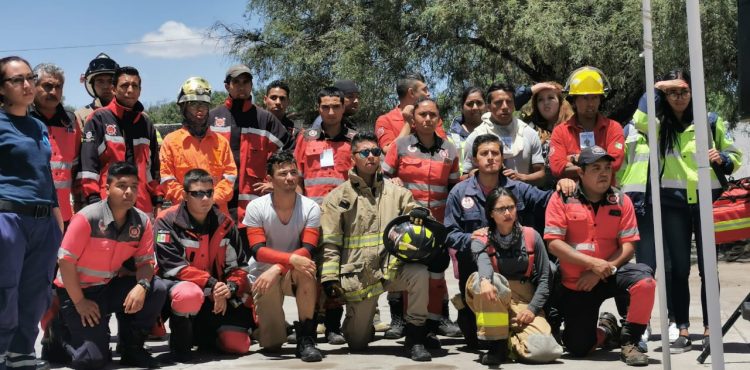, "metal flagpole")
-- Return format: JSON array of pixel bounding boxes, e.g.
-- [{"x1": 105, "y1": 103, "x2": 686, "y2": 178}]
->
[
  {"x1": 685, "y1": 1, "x2": 726, "y2": 368},
  {"x1": 641, "y1": 1, "x2": 671, "y2": 368}
]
